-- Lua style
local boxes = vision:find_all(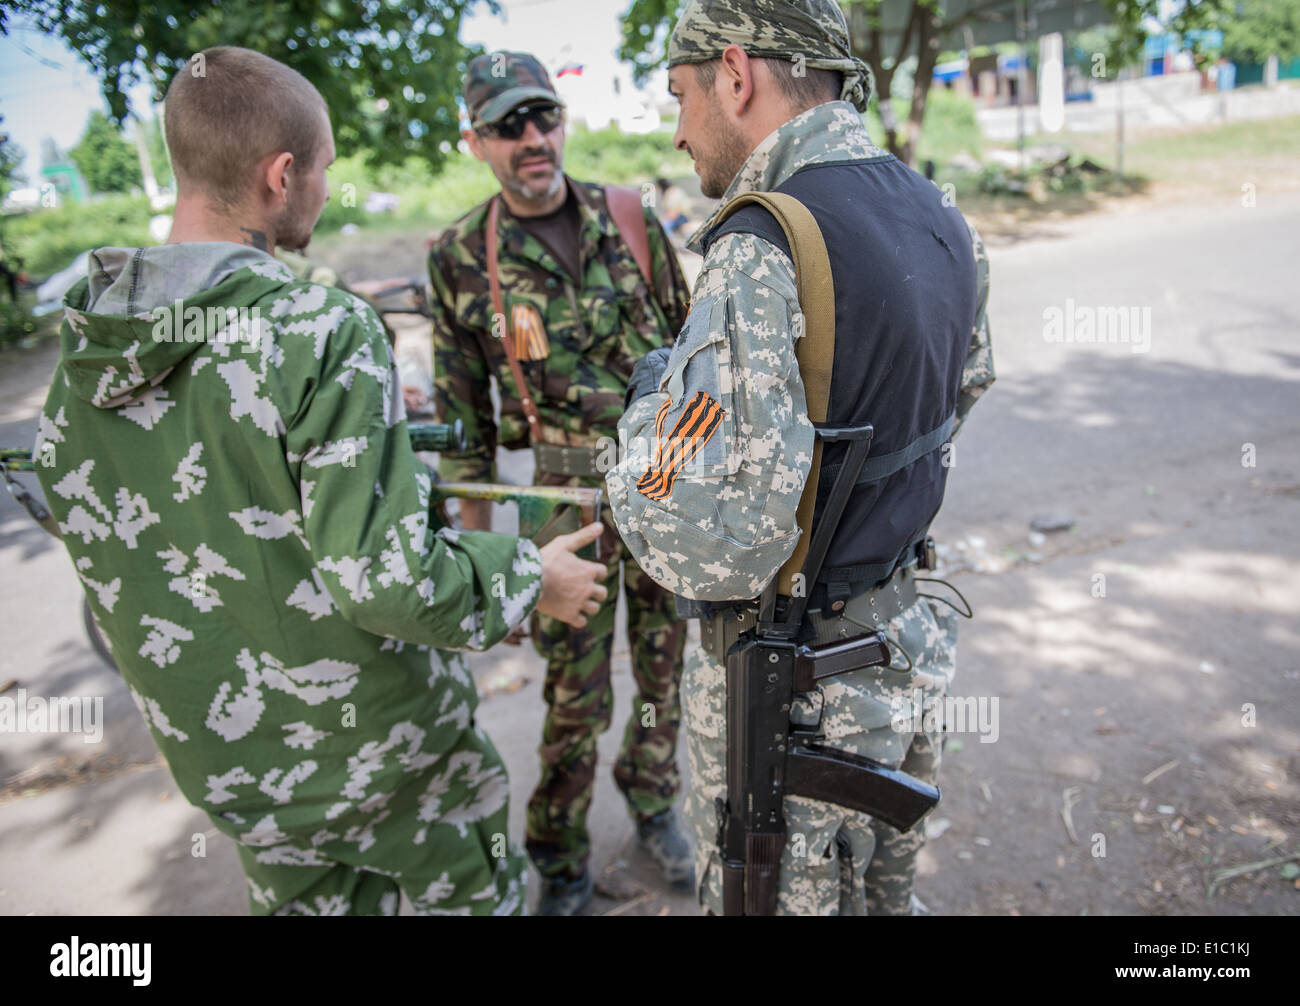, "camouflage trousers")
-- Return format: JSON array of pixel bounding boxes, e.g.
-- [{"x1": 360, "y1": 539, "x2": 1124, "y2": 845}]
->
[
  {"x1": 685, "y1": 594, "x2": 959, "y2": 915},
  {"x1": 526, "y1": 514, "x2": 687, "y2": 879},
  {"x1": 232, "y1": 719, "x2": 527, "y2": 916}
]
